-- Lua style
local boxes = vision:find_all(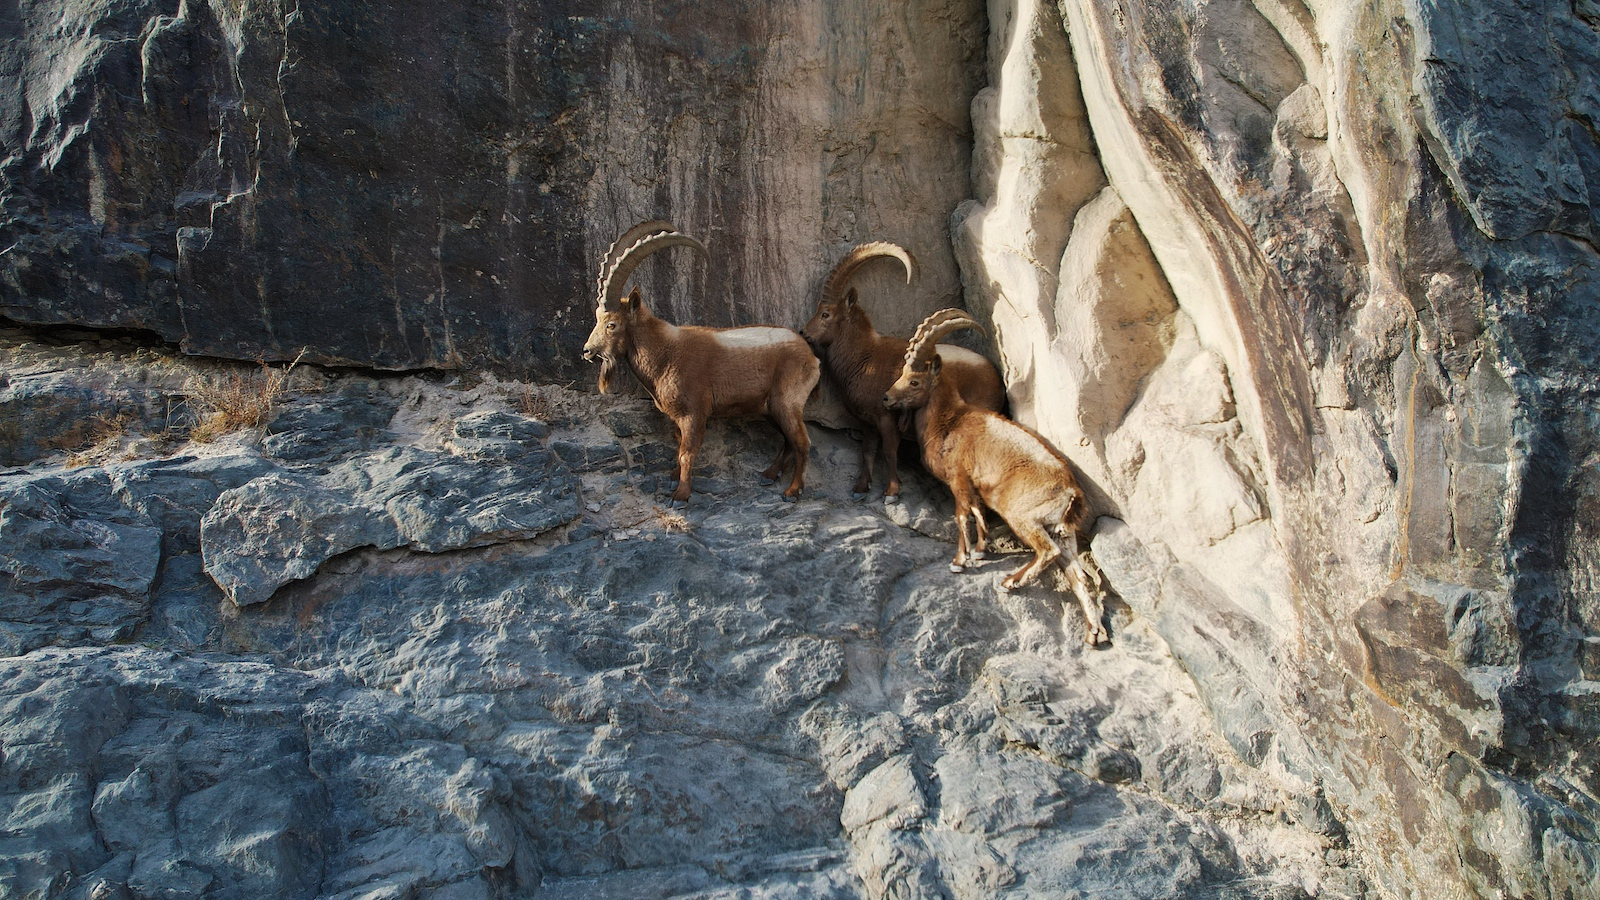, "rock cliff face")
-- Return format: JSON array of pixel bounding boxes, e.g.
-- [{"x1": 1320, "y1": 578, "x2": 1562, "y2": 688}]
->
[
  {"x1": 1, "y1": 0, "x2": 983, "y2": 373},
  {"x1": 3, "y1": 0, "x2": 1599, "y2": 898},
  {"x1": 956, "y1": 1, "x2": 1600, "y2": 897}
]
